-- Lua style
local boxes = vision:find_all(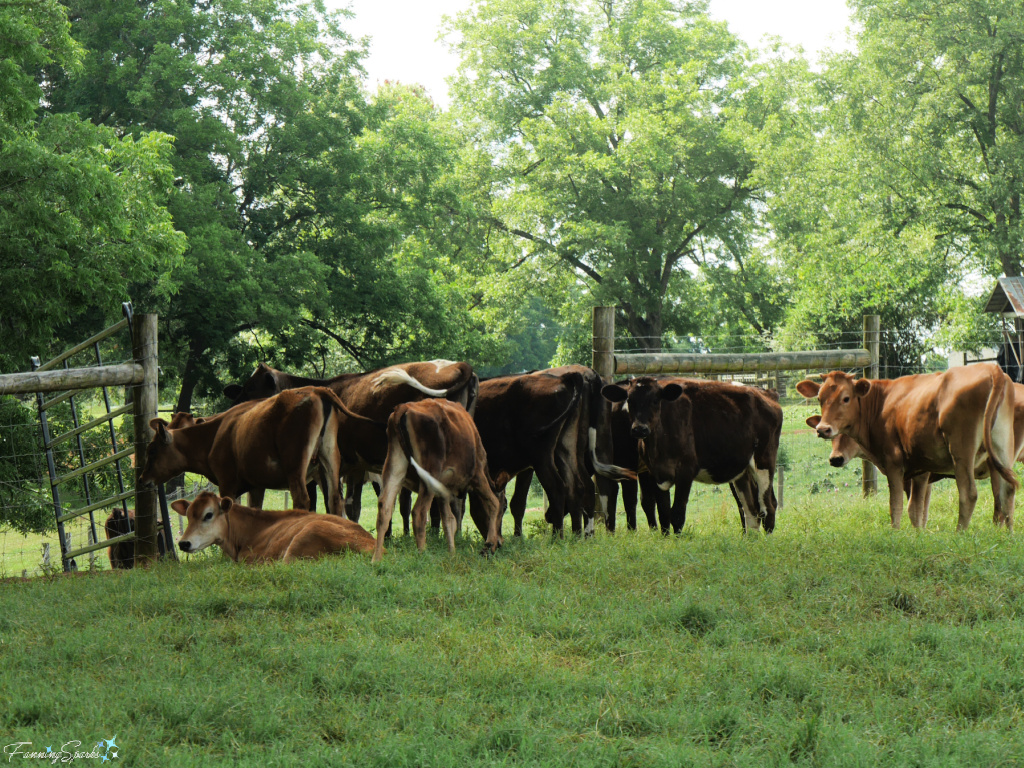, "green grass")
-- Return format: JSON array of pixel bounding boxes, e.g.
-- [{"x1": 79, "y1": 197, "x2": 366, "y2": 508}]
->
[{"x1": 3, "y1": 485, "x2": 1024, "y2": 767}]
